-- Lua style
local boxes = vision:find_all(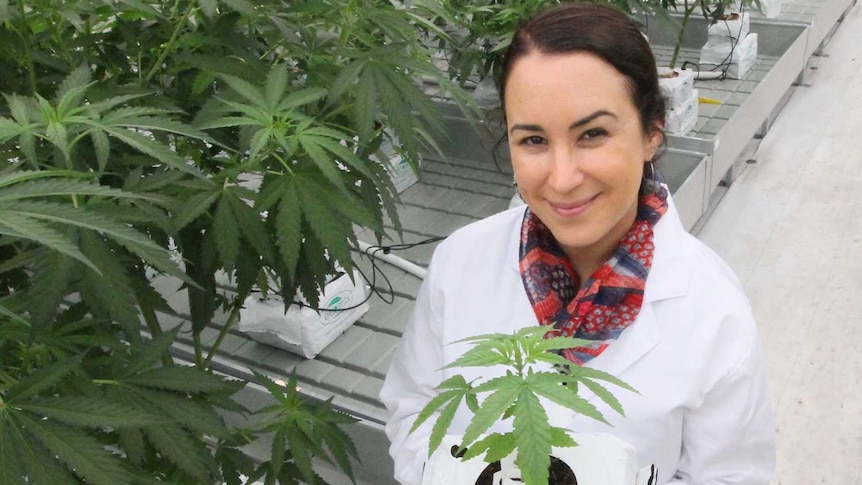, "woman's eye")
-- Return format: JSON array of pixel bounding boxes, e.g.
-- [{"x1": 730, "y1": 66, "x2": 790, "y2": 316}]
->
[
  {"x1": 582, "y1": 128, "x2": 608, "y2": 140},
  {"x1": 520, "y1": 135, "x2": 546, "y2": 146}
]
